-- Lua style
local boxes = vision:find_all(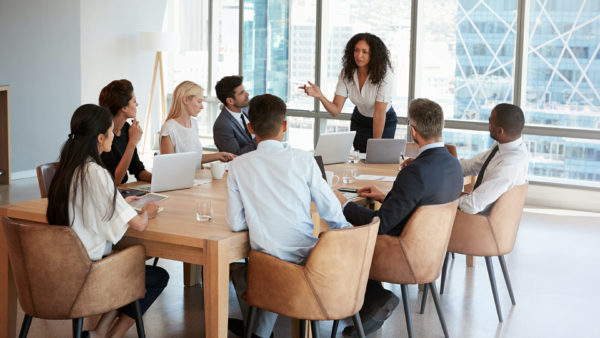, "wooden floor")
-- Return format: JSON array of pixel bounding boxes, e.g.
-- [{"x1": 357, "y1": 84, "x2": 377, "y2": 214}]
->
[{"x1": 2, "y1": 178, "x2": 600, "y2": 337}]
